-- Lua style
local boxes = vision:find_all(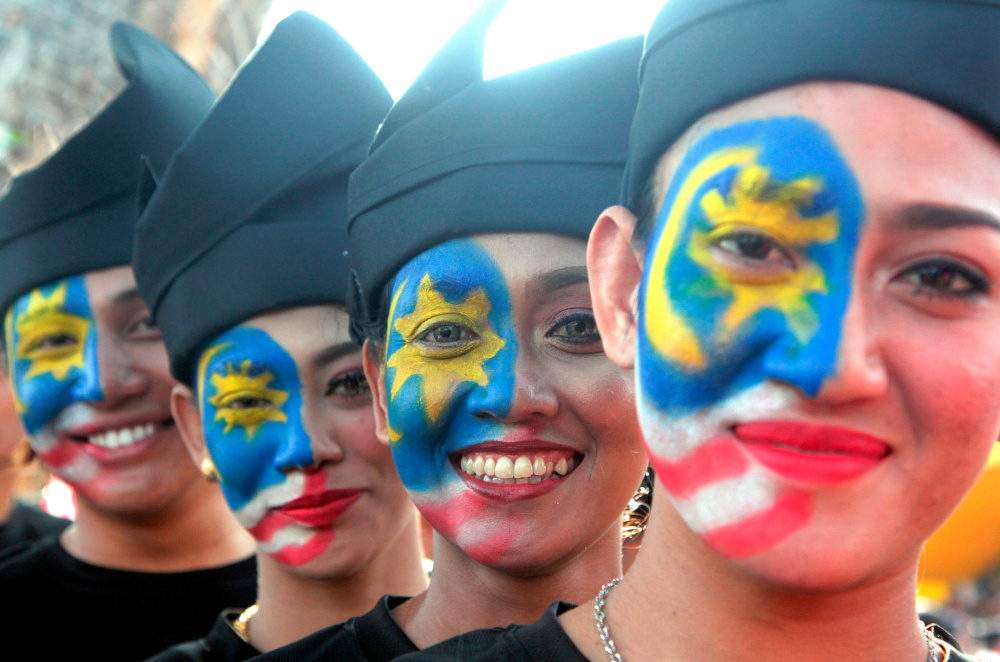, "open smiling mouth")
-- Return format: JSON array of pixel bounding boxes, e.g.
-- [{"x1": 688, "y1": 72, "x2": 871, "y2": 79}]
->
[
  {"x1": 61, "y1": 421, "x2": 173, "y2": 451},
  {"x1": 453, "y1": 450, "x2": 581, "y2": 485}
]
